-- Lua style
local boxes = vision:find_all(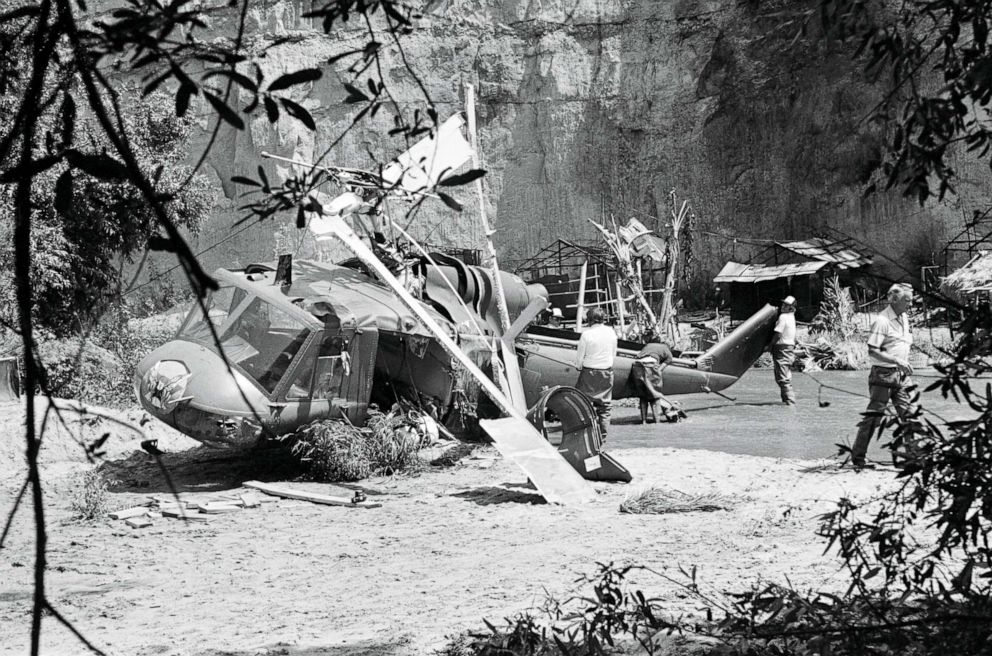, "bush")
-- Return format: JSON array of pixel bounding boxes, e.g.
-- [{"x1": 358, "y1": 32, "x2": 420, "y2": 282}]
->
[
  {"x1": 804, "y1": 275, "x2": 867, "y2": 370},
  {"x1": 16, "y1": 302, "x2": 182, "y2": 409},
  {"x1": 69, "y1": 470, "x2": 111, "y2": 521},
  {"x1": 287, "y1": 408, "x2": 433, "y2": 482}
]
